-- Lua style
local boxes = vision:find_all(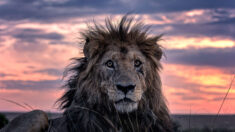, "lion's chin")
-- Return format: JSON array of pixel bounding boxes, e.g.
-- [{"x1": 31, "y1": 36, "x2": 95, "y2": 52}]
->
[{"x1": 114, "y1": 101, "x2": 138, "y2": 113}]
